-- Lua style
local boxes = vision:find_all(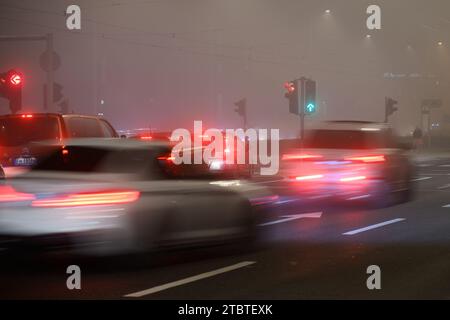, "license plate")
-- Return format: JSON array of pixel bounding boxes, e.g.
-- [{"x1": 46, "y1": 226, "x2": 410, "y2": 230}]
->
[{"x1": 14, "y1": 157, "x2": 37, "y2": 167}]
